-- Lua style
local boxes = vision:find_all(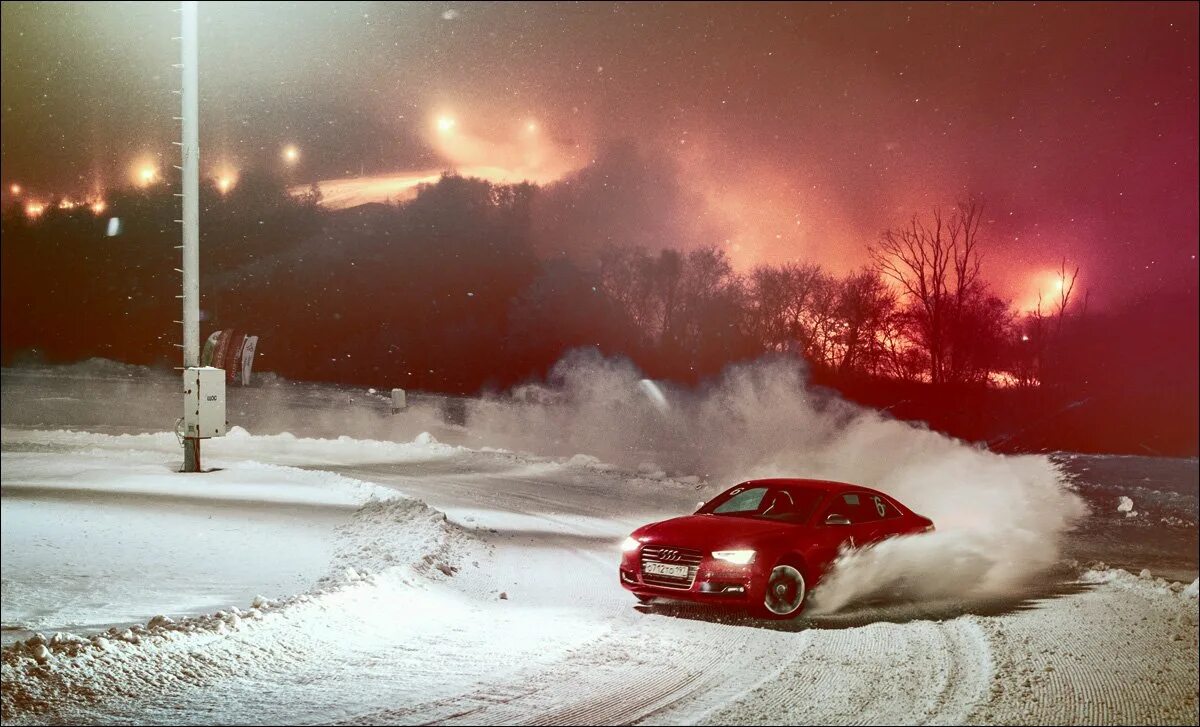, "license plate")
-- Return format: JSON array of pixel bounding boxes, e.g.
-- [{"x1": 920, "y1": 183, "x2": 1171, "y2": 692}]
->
[{"x1": 644, "y1": 562, "x2": 689, "y2": 579}]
